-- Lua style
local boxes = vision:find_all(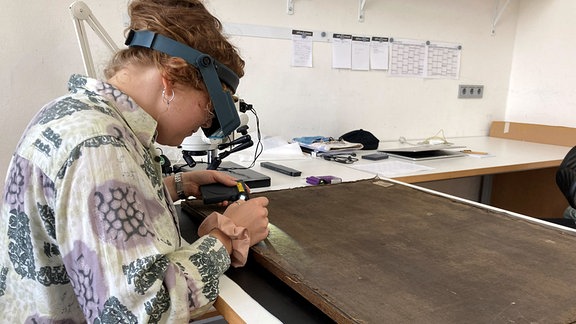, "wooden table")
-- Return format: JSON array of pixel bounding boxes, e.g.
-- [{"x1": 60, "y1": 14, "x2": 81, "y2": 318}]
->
[{"x1": 185, "y1": 179, "x2": 576, "y2": 323}]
